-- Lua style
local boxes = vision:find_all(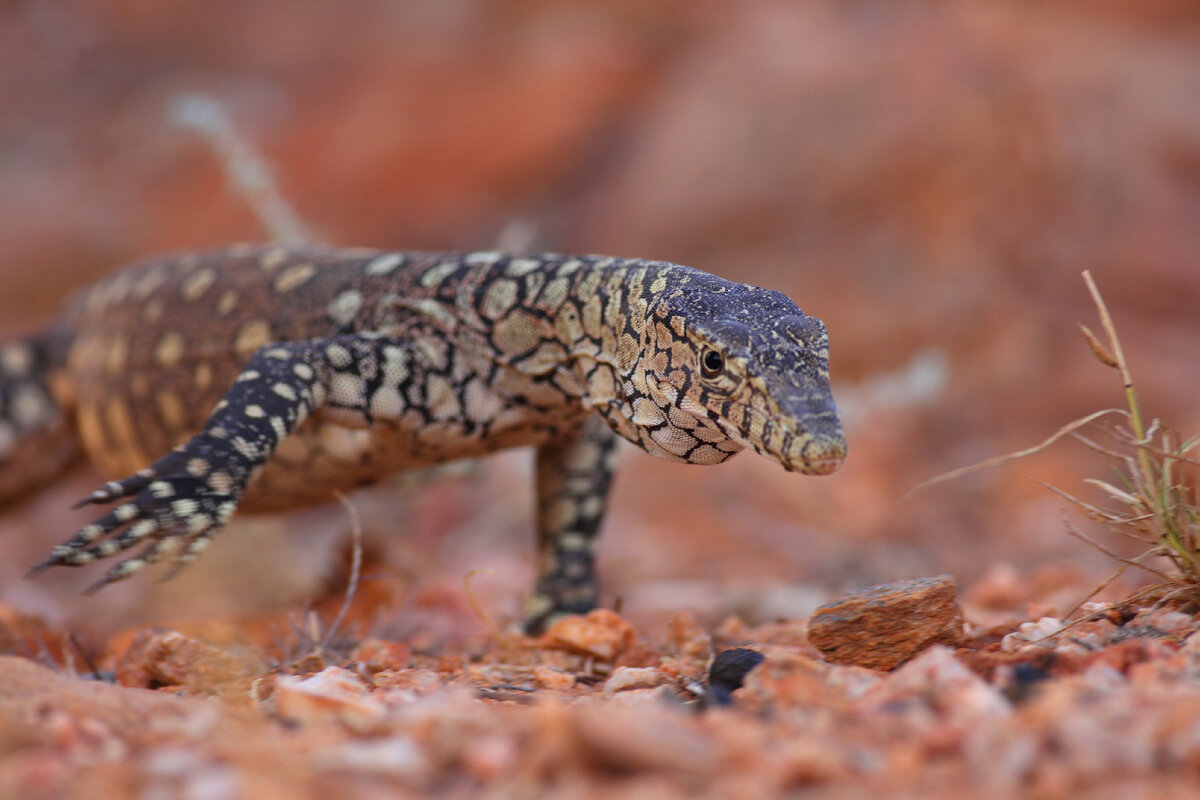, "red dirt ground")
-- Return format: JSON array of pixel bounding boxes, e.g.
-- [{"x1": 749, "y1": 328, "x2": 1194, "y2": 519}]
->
[{"x1": 2, "y1": 2, "x2": 1200, "y2": 796}]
